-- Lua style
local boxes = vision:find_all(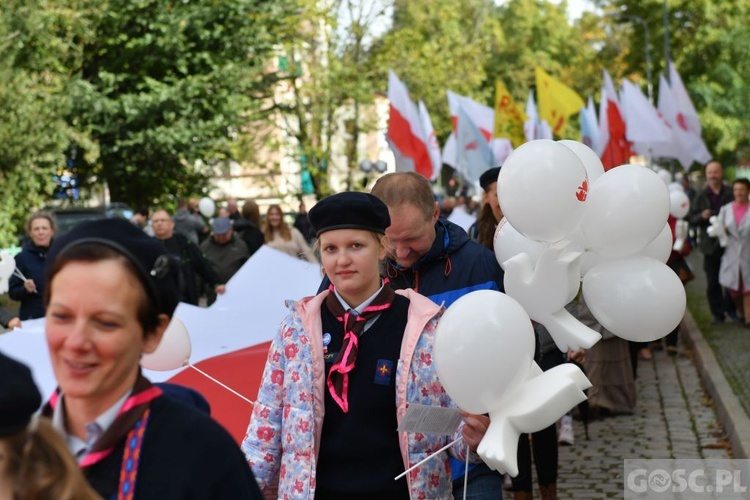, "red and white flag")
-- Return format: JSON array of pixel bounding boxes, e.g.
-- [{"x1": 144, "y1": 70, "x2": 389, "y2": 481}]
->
[
  {"x1": 442, "y1": 90, "x2": 494, "y2": 170},
  {"x1": 658, "y1": 74, "x2": 711, "y2": 167},
  {"x1": 668, "y1": 62, "x2": 702, "y2": 136},
  {"x1": 598, "y1": 70, "x2": 631, "y2": 170},
  {"x1": 619, "y1": 78, "x2": 679, "y2": 164},
  {"x1": 418, "y1": 100, "x2": 442, "y2": 180},
  {"x1": 387, "y1": 70, "x2": 433, "y2": 179}
]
